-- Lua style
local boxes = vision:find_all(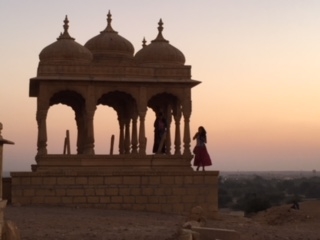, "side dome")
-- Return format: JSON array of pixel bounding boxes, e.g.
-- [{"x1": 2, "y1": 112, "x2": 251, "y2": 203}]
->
[
  {"x1": 39, "y1": 16, "x2": 93, "y2": 64},
  {"x1": 84, "y1": 11, "x2": 134, "y2": 65},
  {"x1": 134, "y1": 19, "x2": 185, "y2": 66}
]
